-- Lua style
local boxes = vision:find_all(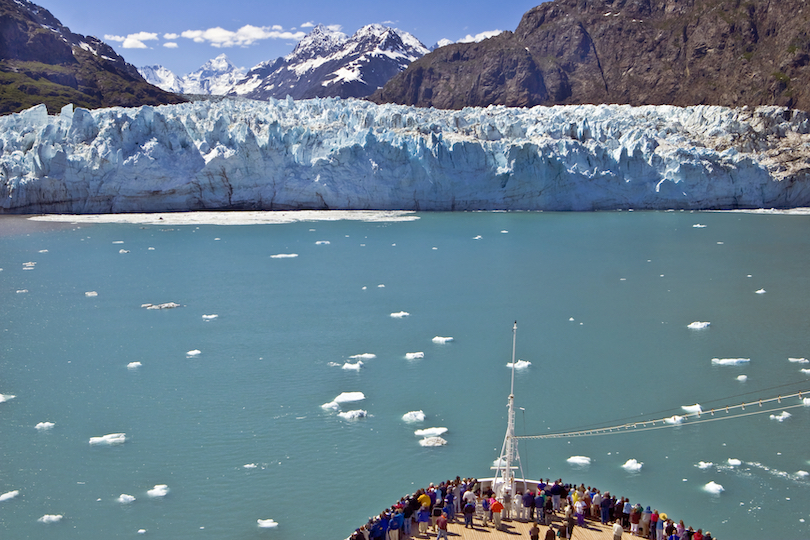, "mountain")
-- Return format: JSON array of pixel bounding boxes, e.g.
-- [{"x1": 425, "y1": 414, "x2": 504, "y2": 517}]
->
[
  {"x1": 372, "y1": 0, "x2": 810, "y2": 112},
  {"x1": 229, "y1": 24, "x2": 429, "y2": 100},
  {"x1": 0, "y1": 0, "x2": 185, "y2": 114},
  {"x1": 139, "y1": 54, "x2": 246, "y2": 95}
]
